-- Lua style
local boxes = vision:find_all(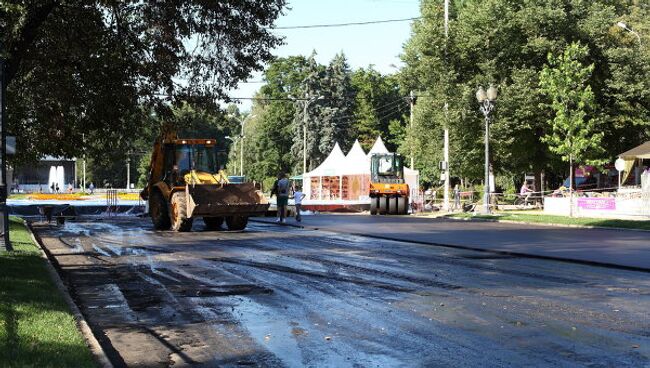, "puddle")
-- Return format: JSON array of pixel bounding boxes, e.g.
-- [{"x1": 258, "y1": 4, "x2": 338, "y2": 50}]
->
[{"x1": 230, "y1": 296, "x2": 307, "y2": 368}]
